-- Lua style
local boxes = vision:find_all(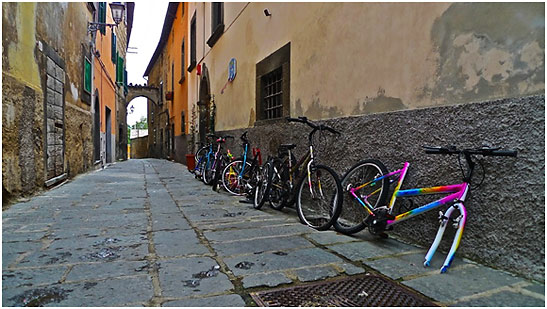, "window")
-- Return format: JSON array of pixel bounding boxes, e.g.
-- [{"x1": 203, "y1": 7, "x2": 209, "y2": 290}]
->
[
  {"x1": 262, "y1": 68, "x2": 283, "y2": 119},
  {"x1": 207, "y1": 2, "x2": 224, "y2": 47},
  {"x1": 188, "y1": 13, "x2": 196, "y2": 72},
  {"x1": 84, "y1": 57, "x2": 92, "y2": 93},
  {"x1": 256, "y1": 43, "x2": 291, "y2": 122},
  {"x1": 98, "y1": 2, "x2": 106, "y2": 35},
  {"x1": 111, "y1": 32, "x2": 117, "y2": 63},
  {"x1": 179, "y1": 39, "x2": 185, "y2": 83}
]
